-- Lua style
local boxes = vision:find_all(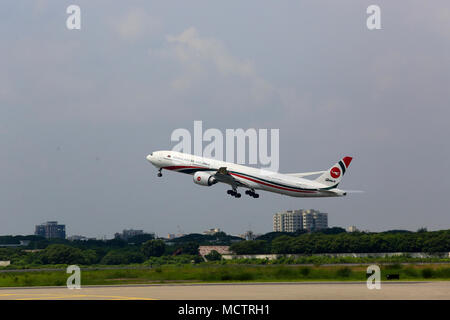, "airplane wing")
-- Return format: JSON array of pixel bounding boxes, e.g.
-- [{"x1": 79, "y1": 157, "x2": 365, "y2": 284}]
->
[
  {"x1": 285, "y1": 171, "x2": 326, "y2": 178},
  {"x1": 213, "y1": 167, "x2": 252, "y2": 188}
]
